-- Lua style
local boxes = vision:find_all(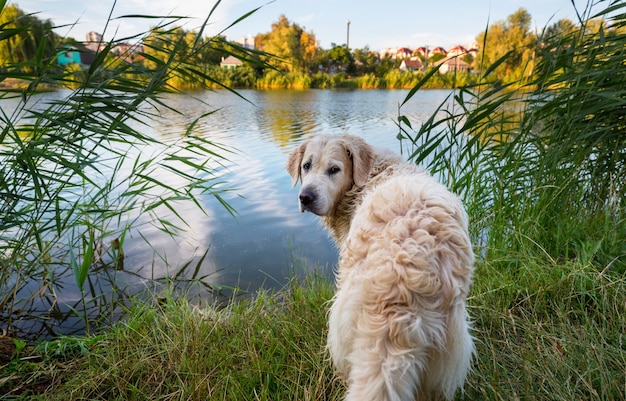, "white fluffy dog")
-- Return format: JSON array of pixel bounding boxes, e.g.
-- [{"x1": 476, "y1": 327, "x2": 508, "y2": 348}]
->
[{"x1": 286, "y1": 134, "x2": 474, "y2": 401}]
